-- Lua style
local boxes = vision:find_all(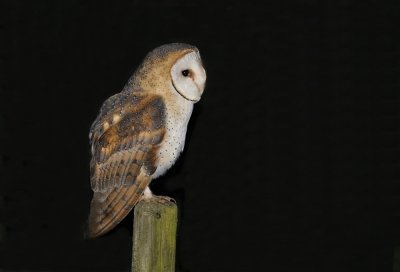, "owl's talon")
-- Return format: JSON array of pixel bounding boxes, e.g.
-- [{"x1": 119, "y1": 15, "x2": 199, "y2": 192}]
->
[{"x1": 152, "y1": 195, "x2": 176, "y2": 205}]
